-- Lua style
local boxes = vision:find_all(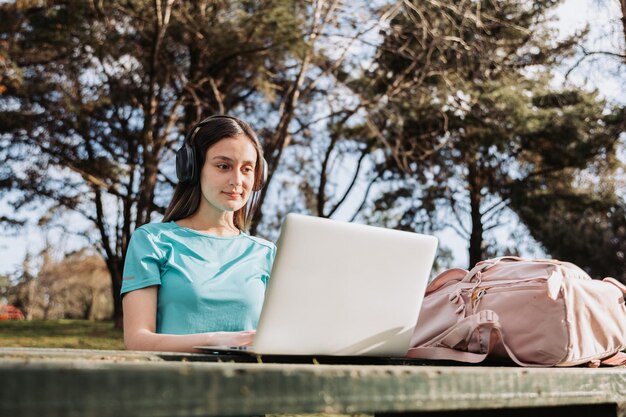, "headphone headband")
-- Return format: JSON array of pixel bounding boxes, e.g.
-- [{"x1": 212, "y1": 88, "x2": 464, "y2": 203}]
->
[{"x1": 184, "y1": 115, "x2": 243, "y2": 145}]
